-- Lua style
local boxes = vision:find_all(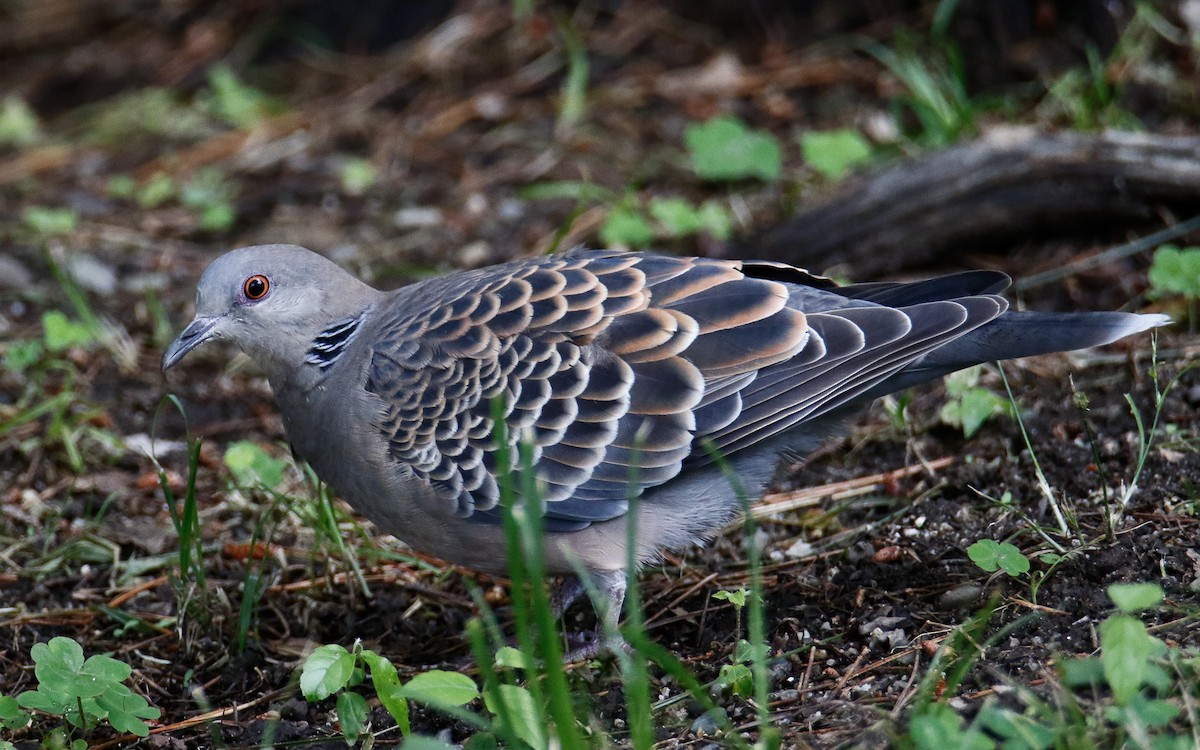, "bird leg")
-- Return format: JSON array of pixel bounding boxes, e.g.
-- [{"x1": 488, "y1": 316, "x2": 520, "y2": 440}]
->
[{"x1": 558, "y1": 569, "x2": 627, "y2": 662}]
